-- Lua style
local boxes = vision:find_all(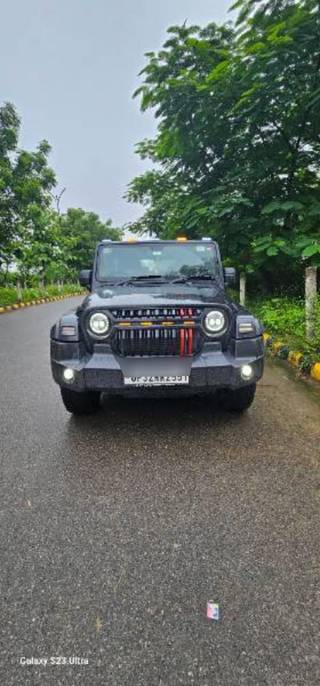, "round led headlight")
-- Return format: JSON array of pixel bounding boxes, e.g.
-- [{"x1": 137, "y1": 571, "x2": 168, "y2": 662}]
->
[
  {"x1": 204, "y1": 310, "x2": 226, "y2": 334},
  {"x1": 88, "y1": 312, "x2": 110, "y2": 336}
]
